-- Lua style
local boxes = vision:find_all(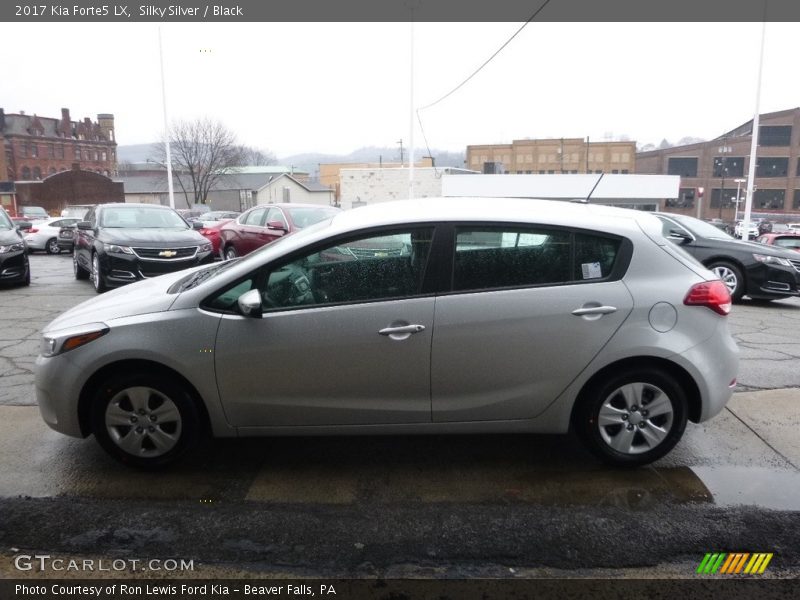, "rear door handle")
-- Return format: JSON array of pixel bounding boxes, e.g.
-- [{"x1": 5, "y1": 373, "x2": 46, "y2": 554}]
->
[{"x1": 571, "y1": 306, "x2": 618, "y2": 316}]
